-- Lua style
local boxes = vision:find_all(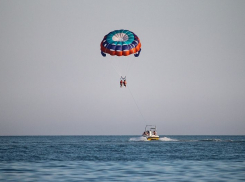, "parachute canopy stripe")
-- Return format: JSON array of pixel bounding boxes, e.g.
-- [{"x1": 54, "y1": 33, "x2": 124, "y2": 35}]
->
[{"x1": 101, "y1": 29, "x2": 141, "y2": 57}]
